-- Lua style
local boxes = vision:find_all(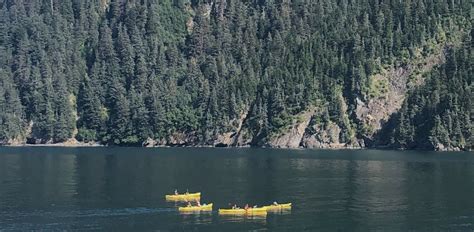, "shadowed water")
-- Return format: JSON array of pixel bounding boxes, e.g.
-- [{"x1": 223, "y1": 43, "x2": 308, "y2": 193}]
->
[{"x1": 0, "y1": 147, "x2": 473, "y2": 231}]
